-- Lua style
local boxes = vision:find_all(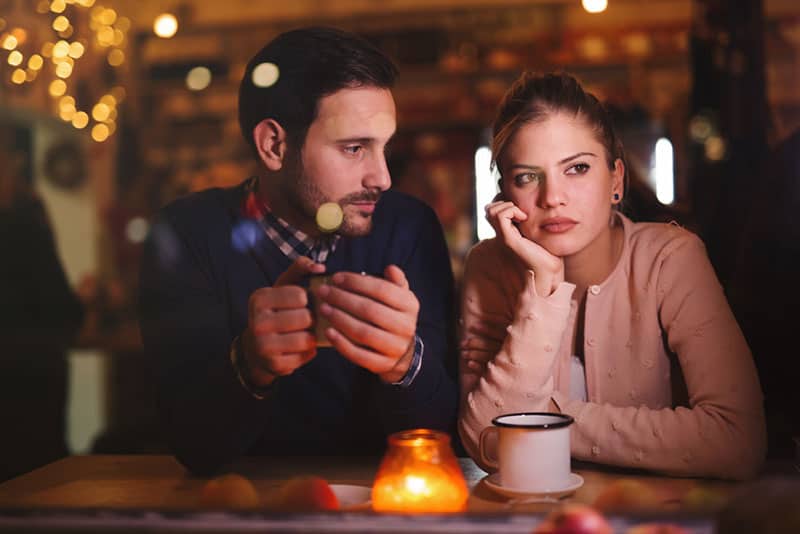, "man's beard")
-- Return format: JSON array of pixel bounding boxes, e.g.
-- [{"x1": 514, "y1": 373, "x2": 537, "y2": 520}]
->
[{"x1": 280, "y1": 158, "x2": 381, "y2": 237}]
